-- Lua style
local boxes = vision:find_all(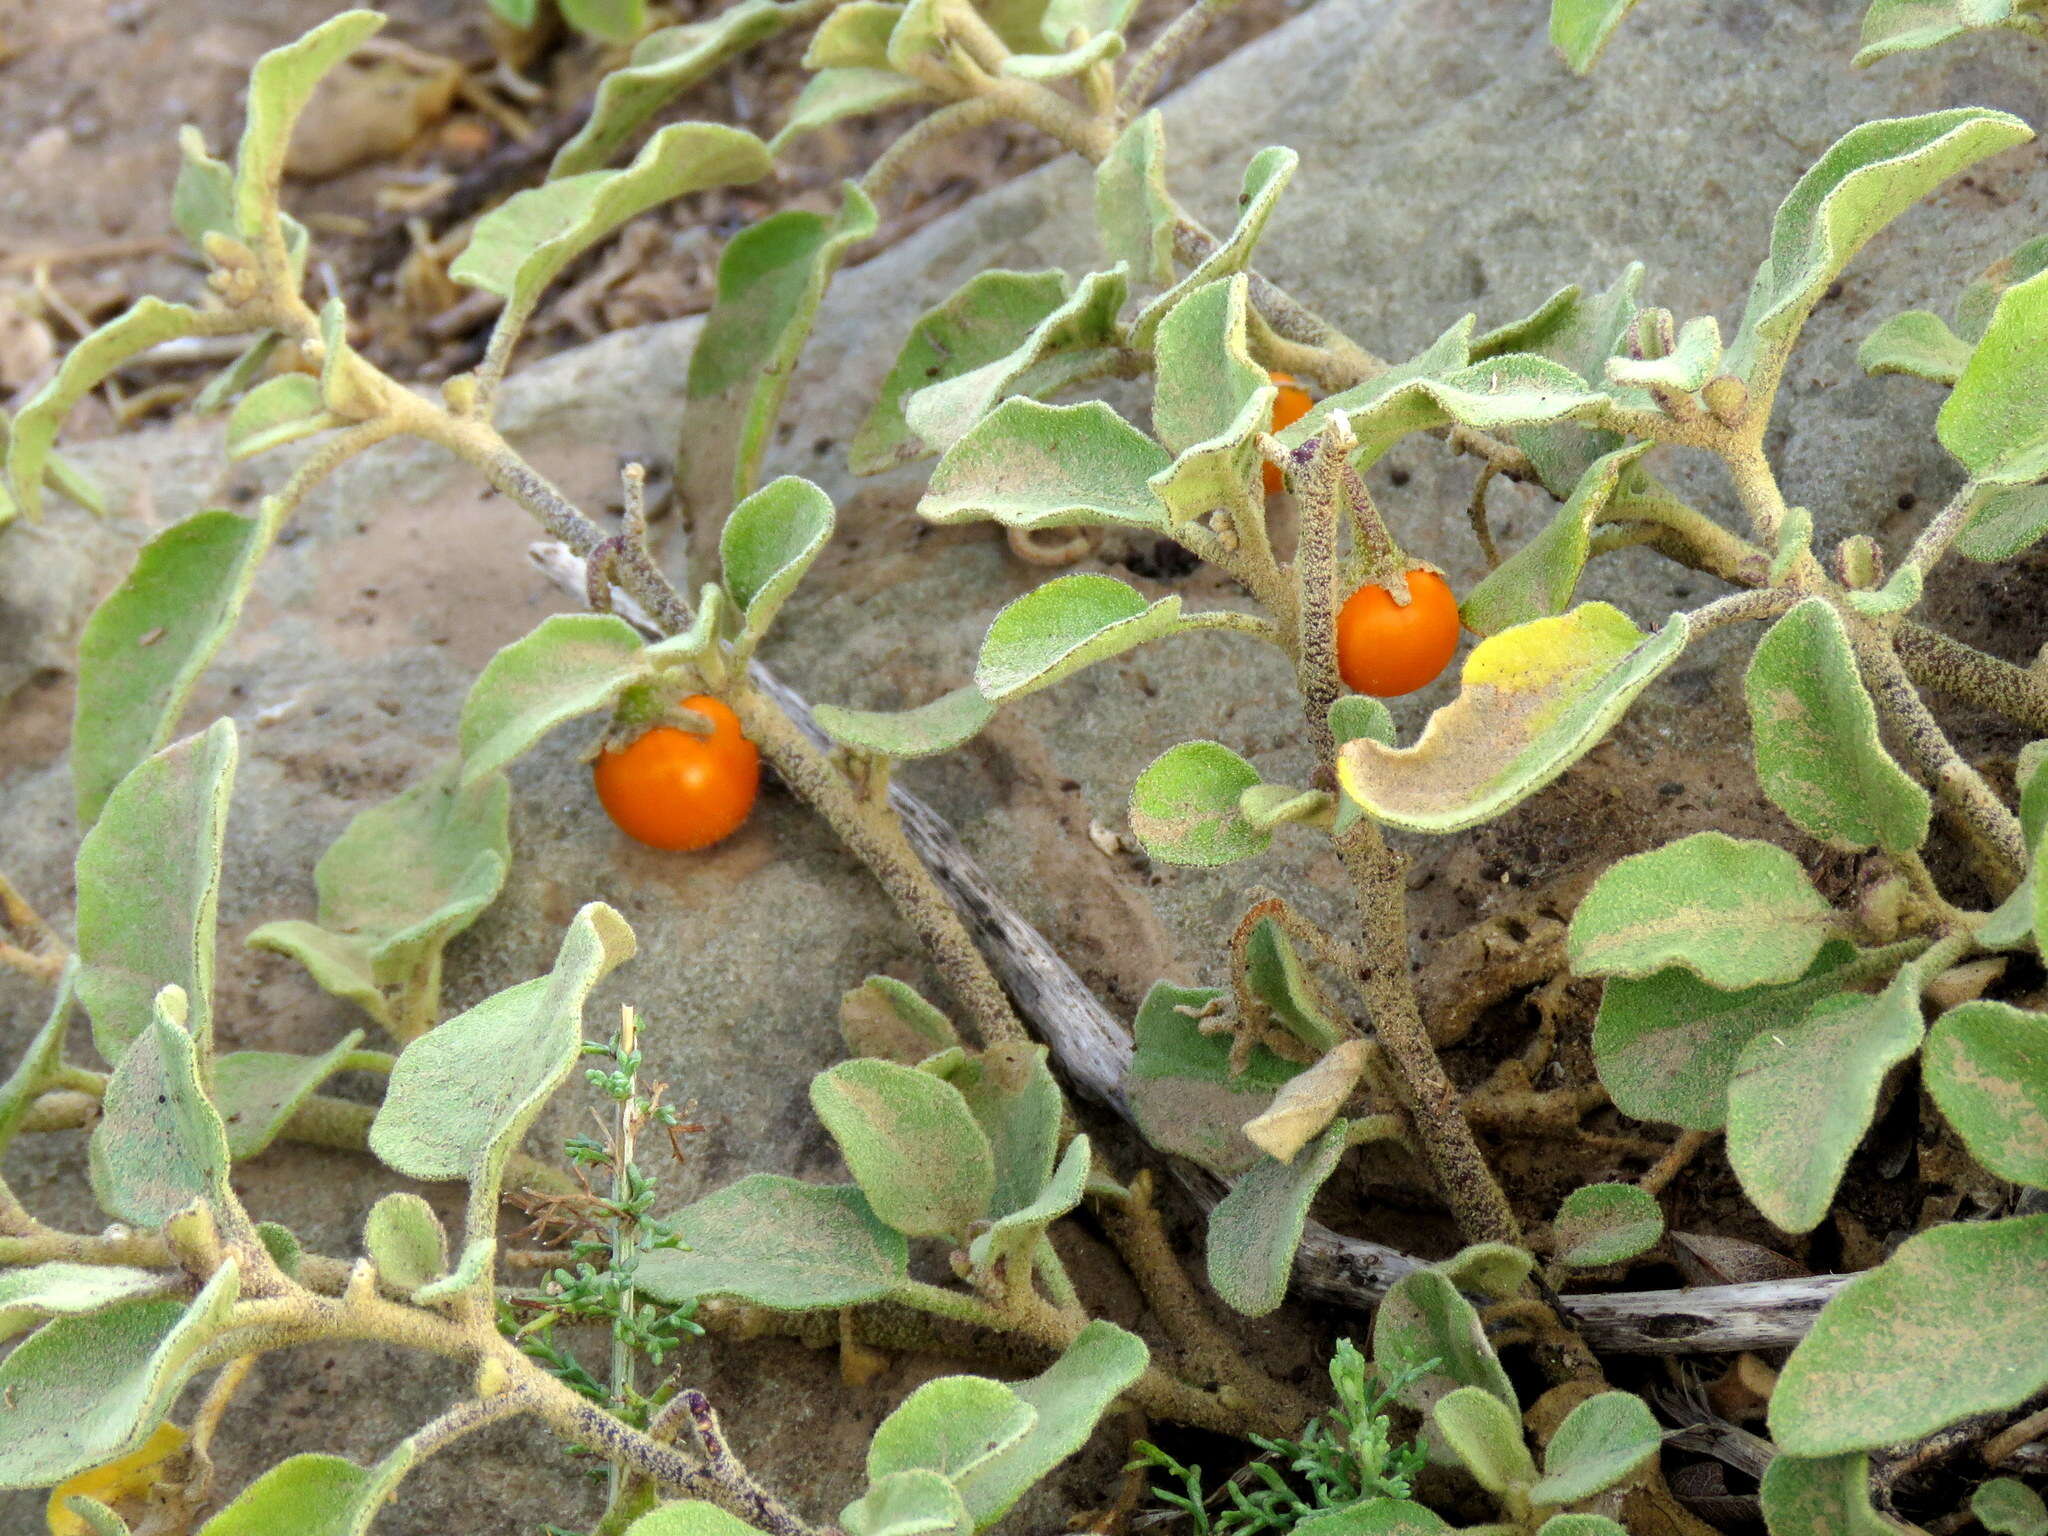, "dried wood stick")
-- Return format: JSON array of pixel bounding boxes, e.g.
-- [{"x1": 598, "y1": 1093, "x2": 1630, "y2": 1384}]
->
[{"x1": 528, "y1": 540, "x2": 1853, "y2": 1354}]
